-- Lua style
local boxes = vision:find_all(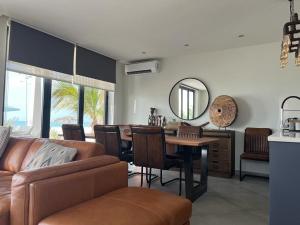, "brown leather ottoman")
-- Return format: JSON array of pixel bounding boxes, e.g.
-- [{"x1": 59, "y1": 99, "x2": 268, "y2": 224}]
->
[{"x1": 38, "y1": 187, "x2": 192, "y2": 225}]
